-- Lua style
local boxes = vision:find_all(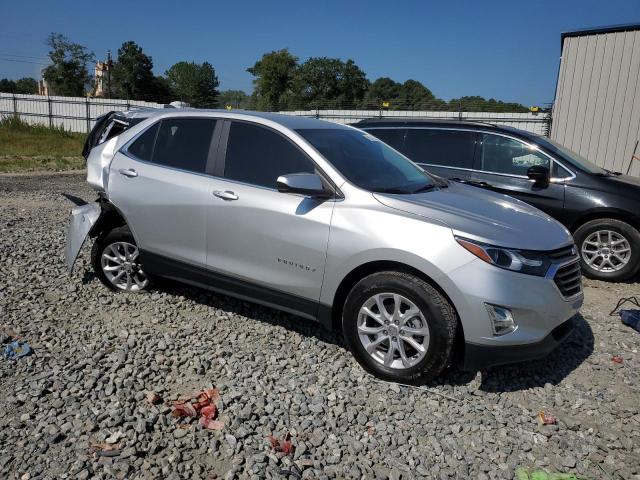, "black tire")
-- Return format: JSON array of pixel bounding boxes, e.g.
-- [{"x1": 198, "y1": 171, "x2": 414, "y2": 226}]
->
[
  {"x1": 91, "y1": 226, "x2": 151, "y2": 293},
  {"x1": 342, "y1": 271, "x2": 457, "y2": 384},
  {"x1": 574, "y1": 218, "x2": 640, "y2": 282}
]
